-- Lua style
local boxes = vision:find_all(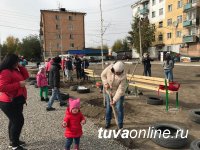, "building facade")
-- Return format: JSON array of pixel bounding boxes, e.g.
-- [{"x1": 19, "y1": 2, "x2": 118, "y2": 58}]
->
[
  {"x1": 131, "y1": 0, "x2": 200, "y2": 58},
  {"x1": 40, "y1": 8, "x2": 86, "y2": 57},
  {"x1": 181, "y1": 0, "x2": 200, "y2": 56}
]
